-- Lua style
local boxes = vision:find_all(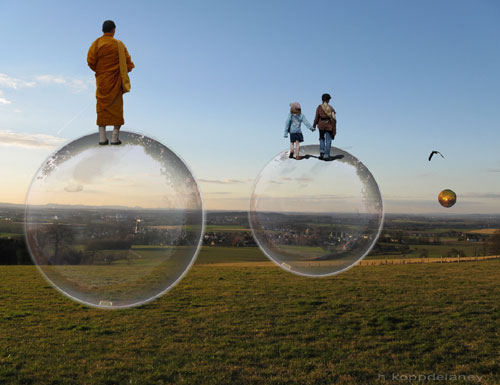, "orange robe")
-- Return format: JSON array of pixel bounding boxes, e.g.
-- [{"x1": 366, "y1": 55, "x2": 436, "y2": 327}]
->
[{"x1": 87, "y1": 33, "x2": 134, "y2": 126}]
